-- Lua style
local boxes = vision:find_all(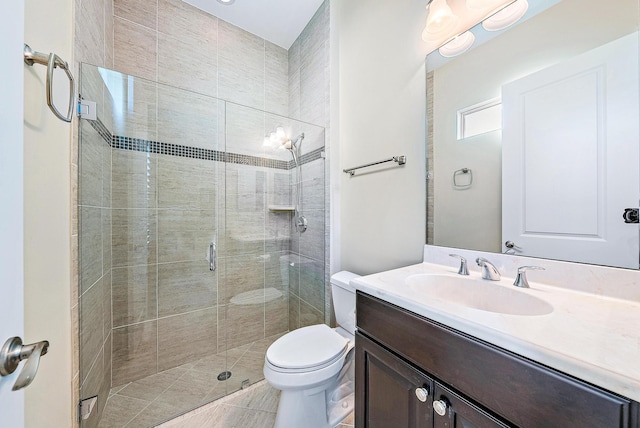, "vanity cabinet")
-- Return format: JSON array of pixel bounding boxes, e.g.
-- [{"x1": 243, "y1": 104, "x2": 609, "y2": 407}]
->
[{"x1": 355, "y1": 292, "x2": 639, "y2": 428}]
